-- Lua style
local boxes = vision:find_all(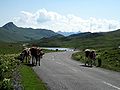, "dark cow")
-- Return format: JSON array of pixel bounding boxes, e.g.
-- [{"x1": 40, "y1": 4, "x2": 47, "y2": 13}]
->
[
  {"x1": 17, "y1": 47, "x2": 30, "y2": 63},
  {"x1": 30, "y1": 47, "x2": 44, "y2": 66},
  {"x1": 36, "y1": 48, "x2": 44, "y2": 66},
  {"x1": 84, "y1": 49, "x2": 96, "y2": 67},
  {"x1": 30, "y1": 46, "x2": 38, "y2": 65},
  {"x1": 89, "y1": 50, "x2": 96, "y2": 66}
]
